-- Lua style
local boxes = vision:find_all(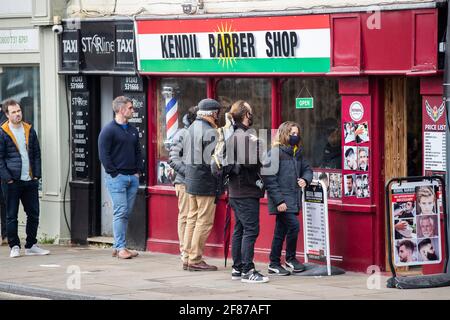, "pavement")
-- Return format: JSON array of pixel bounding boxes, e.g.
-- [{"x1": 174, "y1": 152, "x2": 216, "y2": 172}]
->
[{"x1": 0, "y1": 244, "x2": 449, "y2": 300}]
